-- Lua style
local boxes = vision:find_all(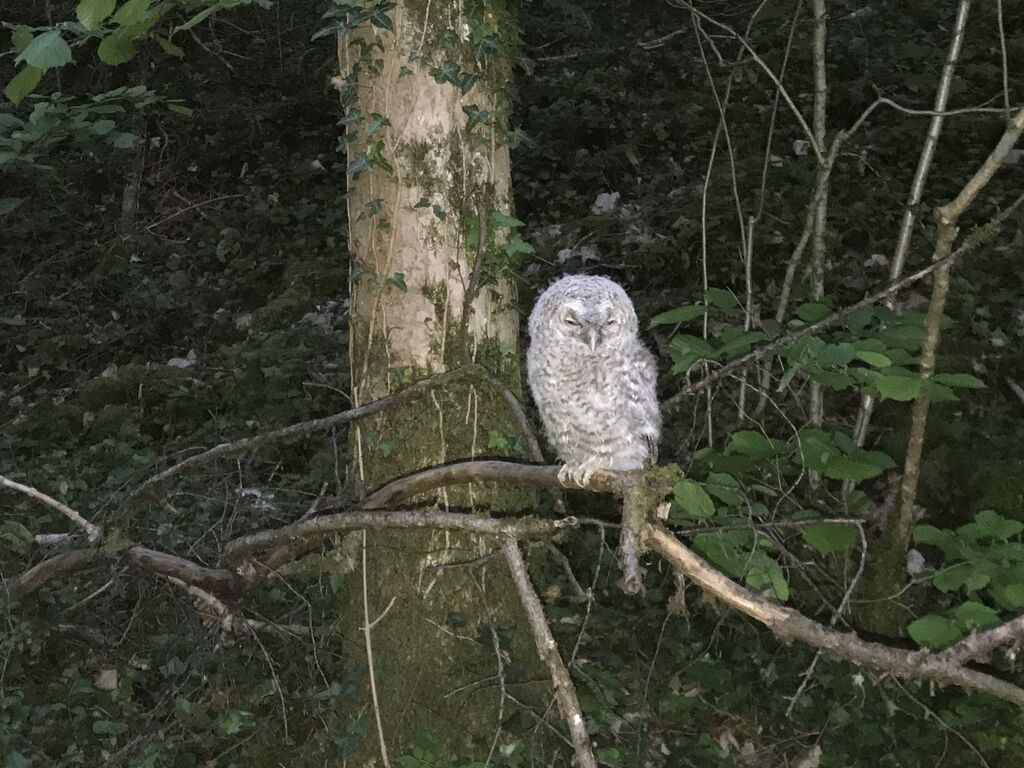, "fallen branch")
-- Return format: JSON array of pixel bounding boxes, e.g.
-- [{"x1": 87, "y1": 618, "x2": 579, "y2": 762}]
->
[
  {"x1": 0, "y1": 474, "x2": 102, "y2": 542},
  {"x1": 502, "y1": 537, "x2": 597, "y2": 768},
  {"x1": 645, "y1": 522, "x2": 1024, "y2": 708}
]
